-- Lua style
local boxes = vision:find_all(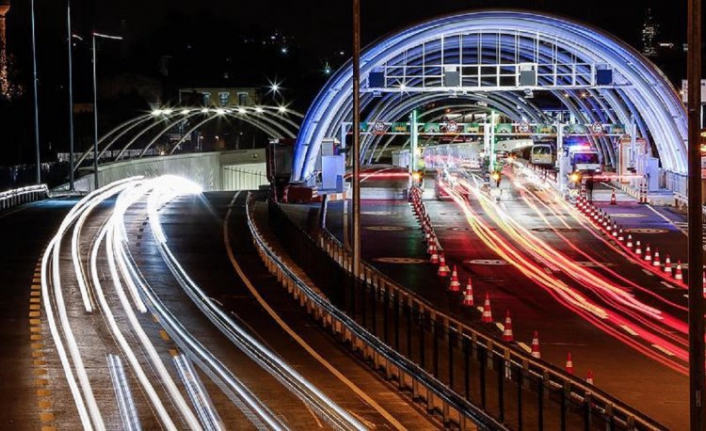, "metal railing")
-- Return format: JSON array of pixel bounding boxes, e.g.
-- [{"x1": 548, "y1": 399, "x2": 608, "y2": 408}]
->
[
  {"x1": 266, "y1": 198, "x2": 666, "y2": 431},
  {"x1": 246, "y1": 194, "x2": 505, "y2": 430},
  {"x1": 0, "y1": 184, "x2": 48, "y2": 210}
]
